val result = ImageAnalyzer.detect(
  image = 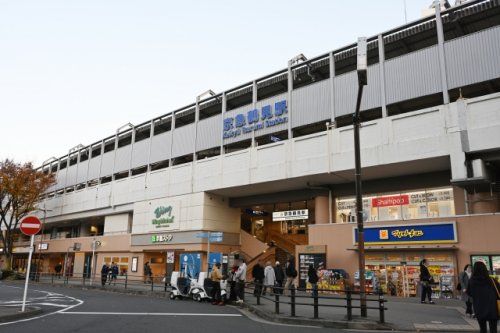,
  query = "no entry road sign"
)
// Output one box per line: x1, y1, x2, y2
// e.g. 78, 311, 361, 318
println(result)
20, 216, 42, 236
19, 215, 43, 312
